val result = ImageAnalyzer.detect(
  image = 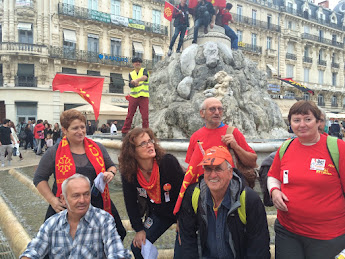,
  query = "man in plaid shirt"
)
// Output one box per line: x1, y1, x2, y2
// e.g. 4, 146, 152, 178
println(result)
20, 174, 130, 259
